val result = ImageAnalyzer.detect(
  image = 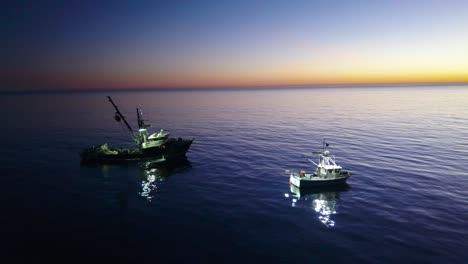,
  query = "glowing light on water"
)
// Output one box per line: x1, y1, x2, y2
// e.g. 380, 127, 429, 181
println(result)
139, 171, 159, 202
313, 198, 337, 227
287, 184, 343, 227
